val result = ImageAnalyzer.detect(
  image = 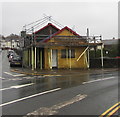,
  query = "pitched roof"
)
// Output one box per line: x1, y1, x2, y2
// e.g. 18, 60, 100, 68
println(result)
34, 23, 60, 34
42, 26, 81, 42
